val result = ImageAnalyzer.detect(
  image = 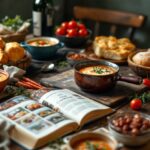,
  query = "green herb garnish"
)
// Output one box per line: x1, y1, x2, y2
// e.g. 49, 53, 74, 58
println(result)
93, 66, 110, 74
56, 61, 69, 68
86, 141, 99, 150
